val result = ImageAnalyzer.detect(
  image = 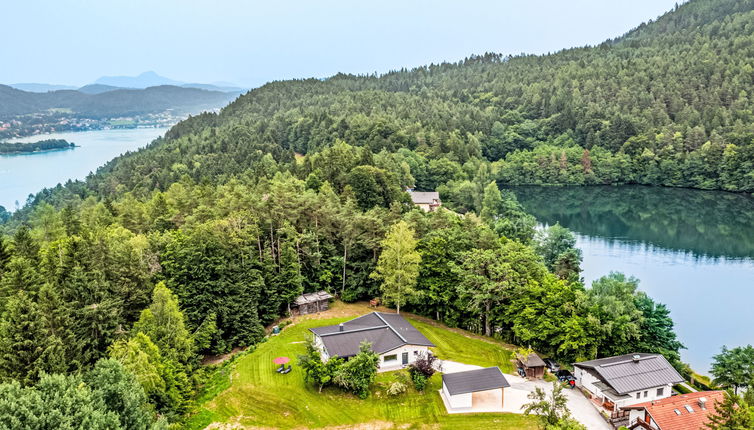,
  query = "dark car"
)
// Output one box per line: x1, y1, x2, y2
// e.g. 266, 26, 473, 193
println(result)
555, 369, 574, 382
517, 367, 526, 378
543, 358, 560, 373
